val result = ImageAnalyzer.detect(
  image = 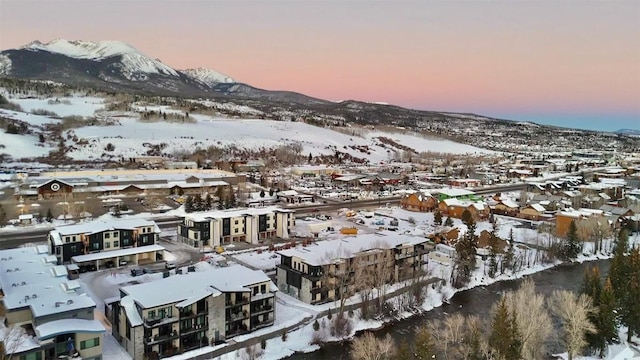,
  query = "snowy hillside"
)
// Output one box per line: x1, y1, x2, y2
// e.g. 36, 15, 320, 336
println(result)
182, 67, 235, 86
23, 39, 179, 79
0, 92, 493, 163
